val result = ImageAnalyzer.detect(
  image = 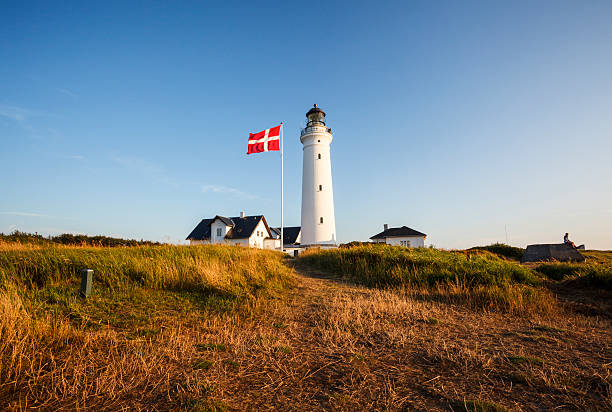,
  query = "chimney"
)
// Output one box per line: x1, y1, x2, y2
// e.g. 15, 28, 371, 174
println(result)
240, 211, 246, 218
384, 224, 388, 231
